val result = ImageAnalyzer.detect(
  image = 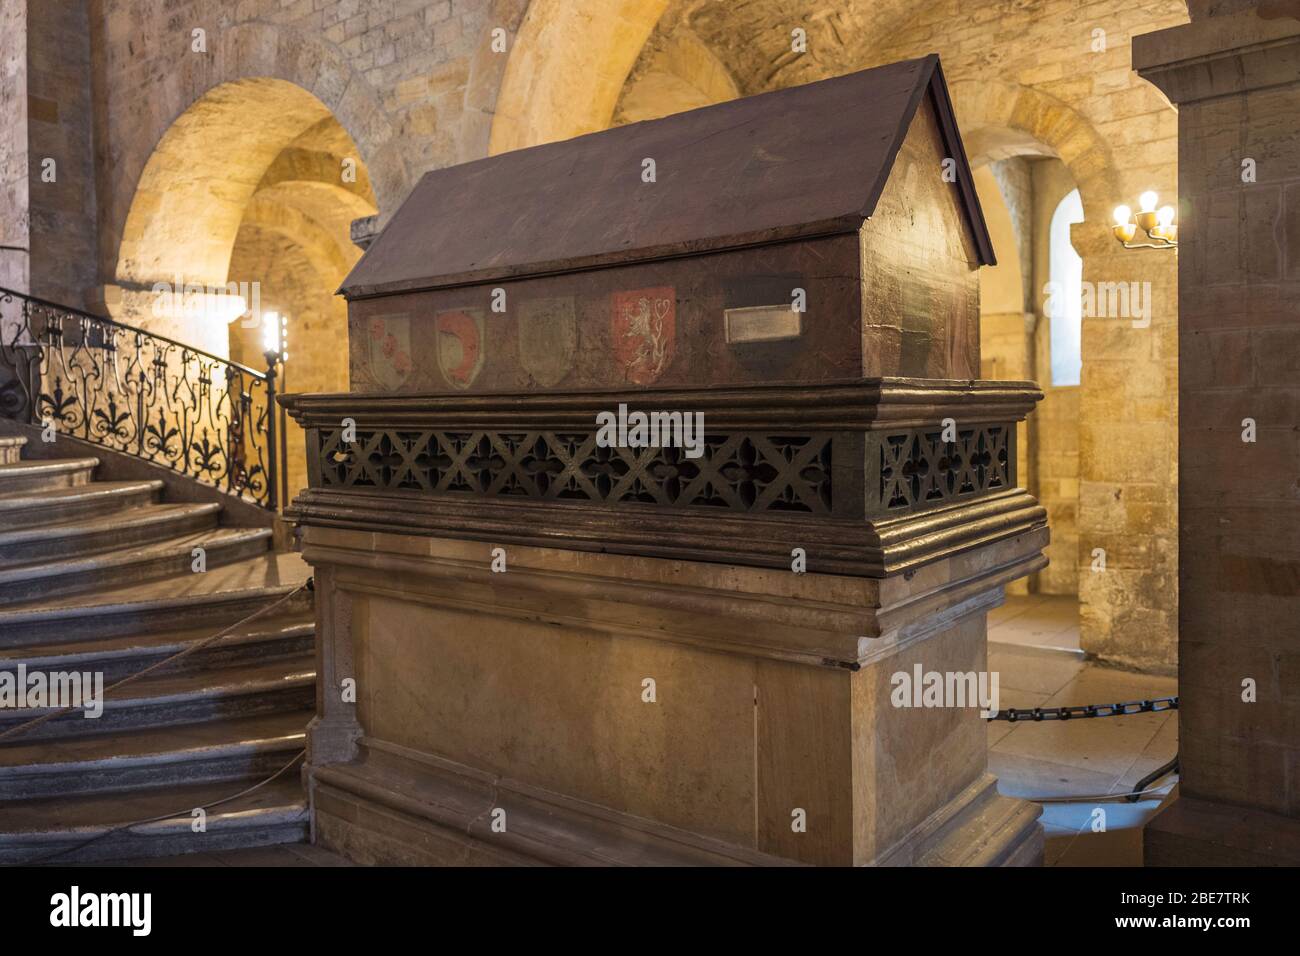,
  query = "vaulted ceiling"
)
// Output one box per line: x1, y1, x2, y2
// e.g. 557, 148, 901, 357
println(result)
614, 0, 933, 124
